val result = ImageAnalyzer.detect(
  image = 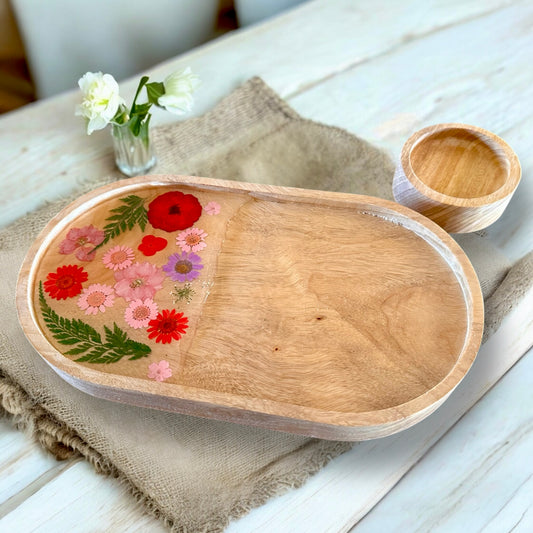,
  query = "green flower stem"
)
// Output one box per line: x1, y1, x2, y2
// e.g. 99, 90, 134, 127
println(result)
112, 106, 129, 125
109, 75, 166, 138
131, 75, 149, 115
